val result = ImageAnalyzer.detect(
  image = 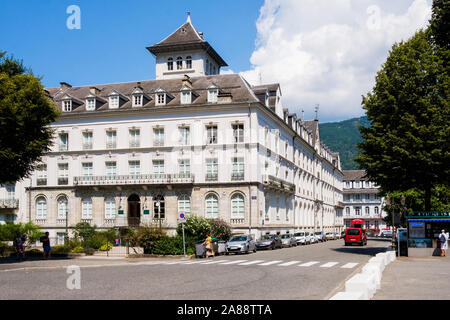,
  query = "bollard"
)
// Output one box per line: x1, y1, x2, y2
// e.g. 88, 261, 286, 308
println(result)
330, 291, 368, 300
345, 273, 377, 300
